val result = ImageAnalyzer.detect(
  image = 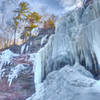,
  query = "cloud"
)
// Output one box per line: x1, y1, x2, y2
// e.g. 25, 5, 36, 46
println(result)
21, 0, 64, 15
25, 0, 83, 15
57, 0, 83, 12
